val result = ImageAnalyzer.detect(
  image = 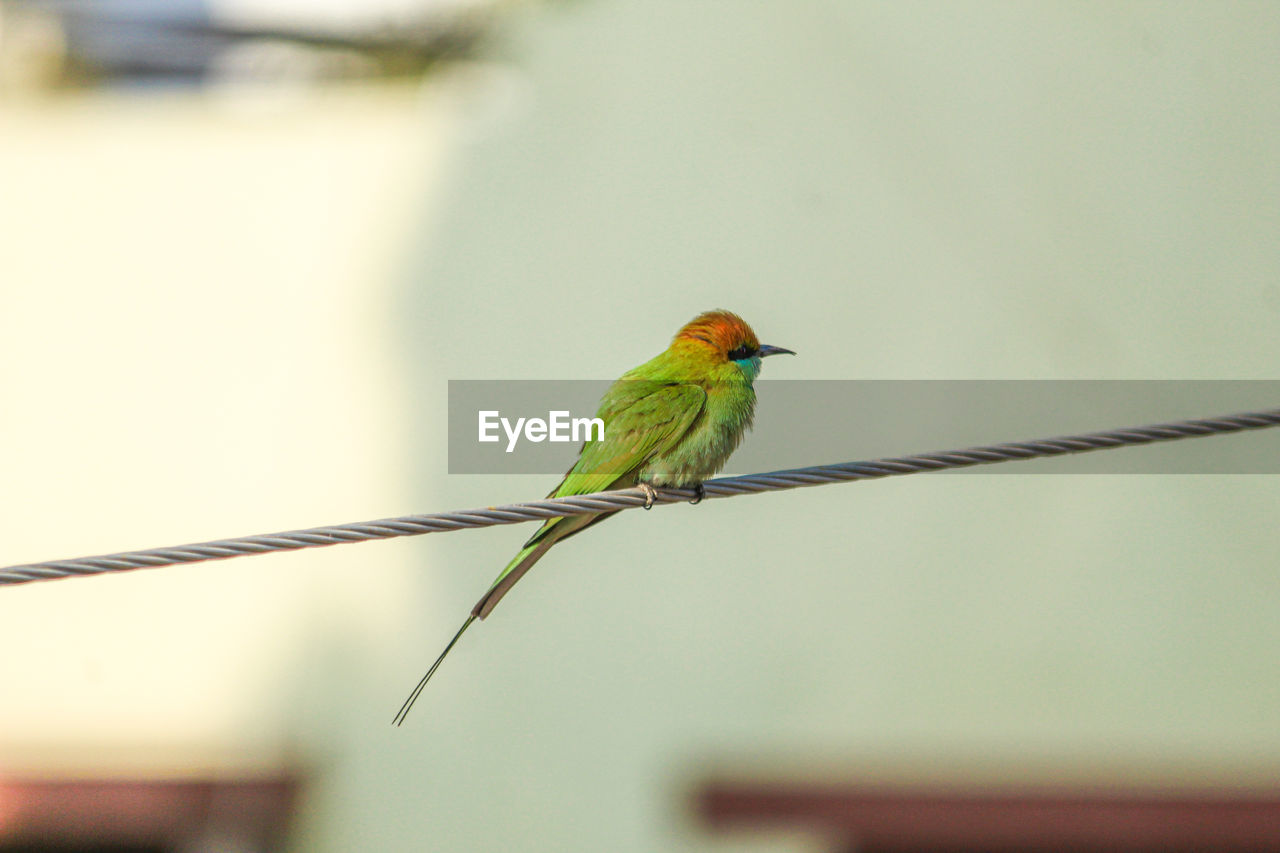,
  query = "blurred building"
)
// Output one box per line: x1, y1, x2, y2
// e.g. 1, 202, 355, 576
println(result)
0, 0, 488, 90
0, 1, 493, 850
